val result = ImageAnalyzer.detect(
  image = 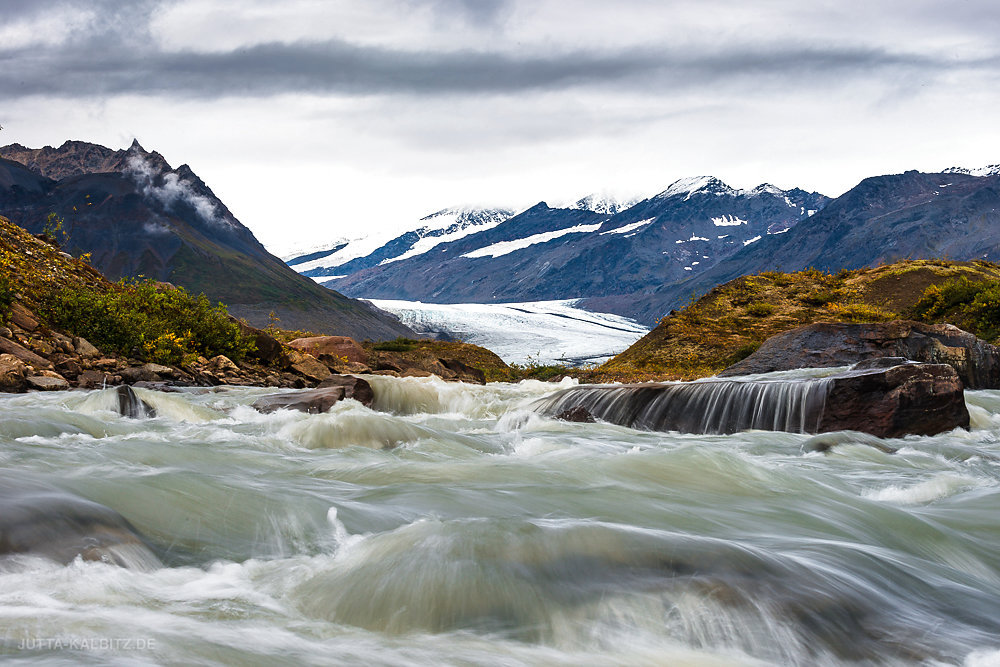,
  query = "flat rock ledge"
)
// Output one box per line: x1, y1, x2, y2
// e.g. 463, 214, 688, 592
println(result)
533, 363, 968, 438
